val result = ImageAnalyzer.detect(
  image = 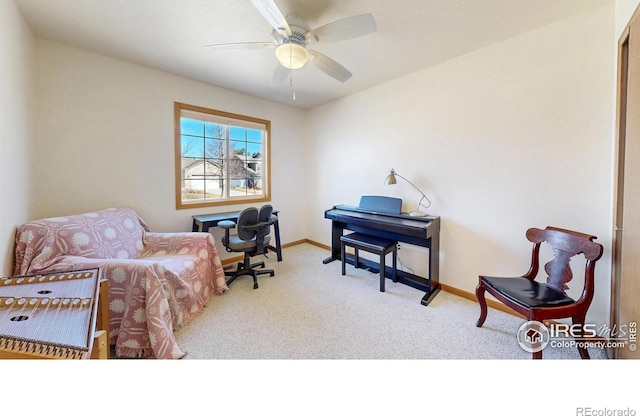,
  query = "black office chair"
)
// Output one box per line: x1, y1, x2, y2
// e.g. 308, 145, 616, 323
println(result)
219, 205, 276, 289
